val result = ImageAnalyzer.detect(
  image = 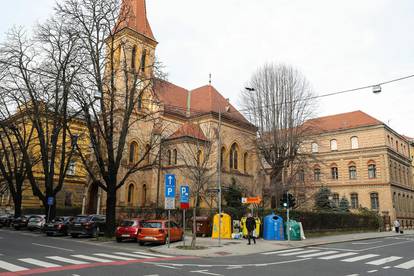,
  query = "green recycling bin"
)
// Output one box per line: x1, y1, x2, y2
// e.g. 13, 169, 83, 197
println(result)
285, 220, 301, 241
